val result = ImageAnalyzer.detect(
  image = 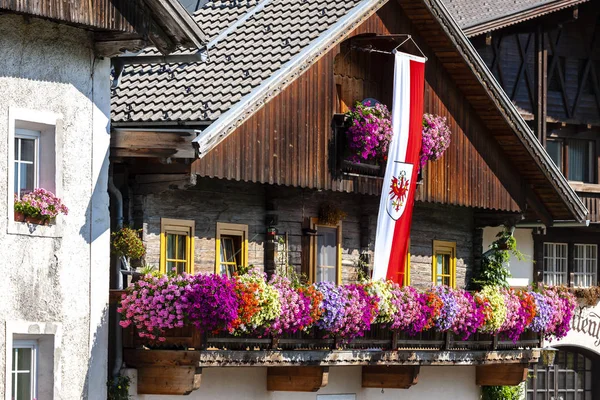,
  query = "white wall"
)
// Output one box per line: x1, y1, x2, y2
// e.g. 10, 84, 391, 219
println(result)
482, 227, 534, 287
0, 14, 111, 400
134, 366, 480, 400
